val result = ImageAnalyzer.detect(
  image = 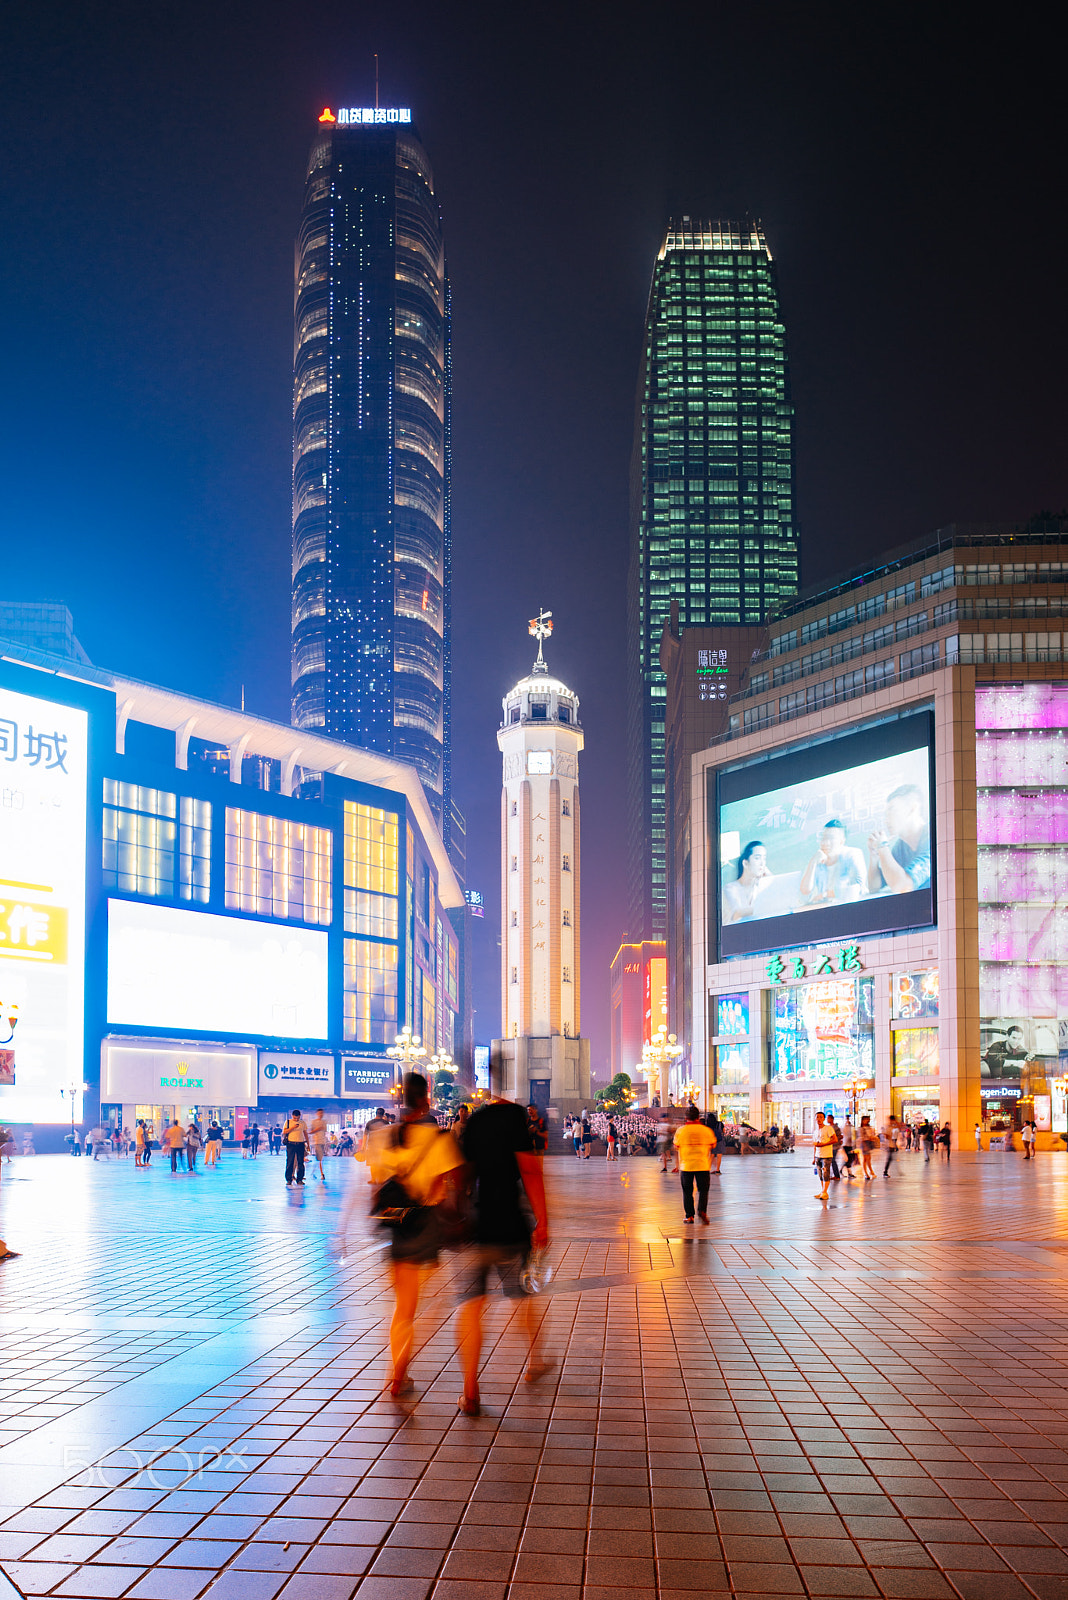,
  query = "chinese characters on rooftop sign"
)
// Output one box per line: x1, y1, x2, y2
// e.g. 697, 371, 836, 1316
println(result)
697, 648, 729, 701
318, 107, 411, 125
0, 682, 87, 1123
